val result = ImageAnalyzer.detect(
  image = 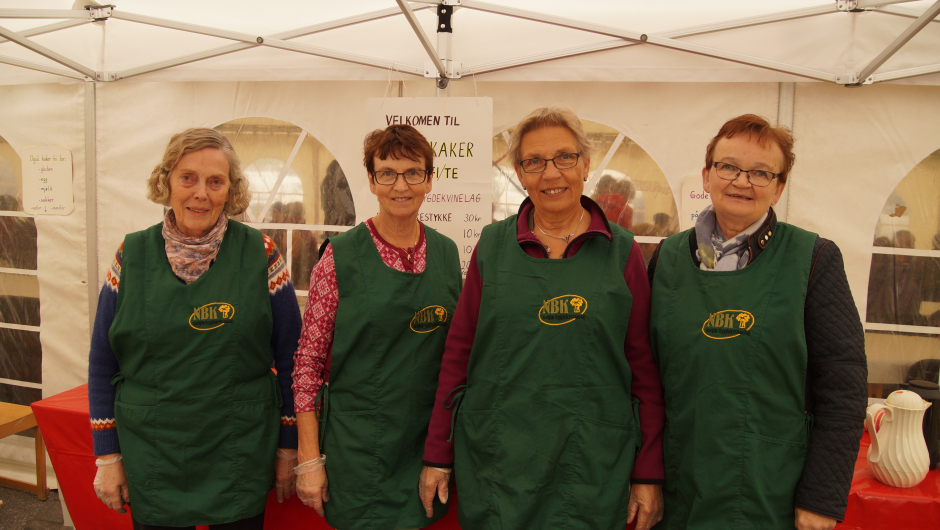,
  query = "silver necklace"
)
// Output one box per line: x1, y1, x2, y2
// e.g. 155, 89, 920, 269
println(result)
534, 208, 585, 251
376, 218, 419, 262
